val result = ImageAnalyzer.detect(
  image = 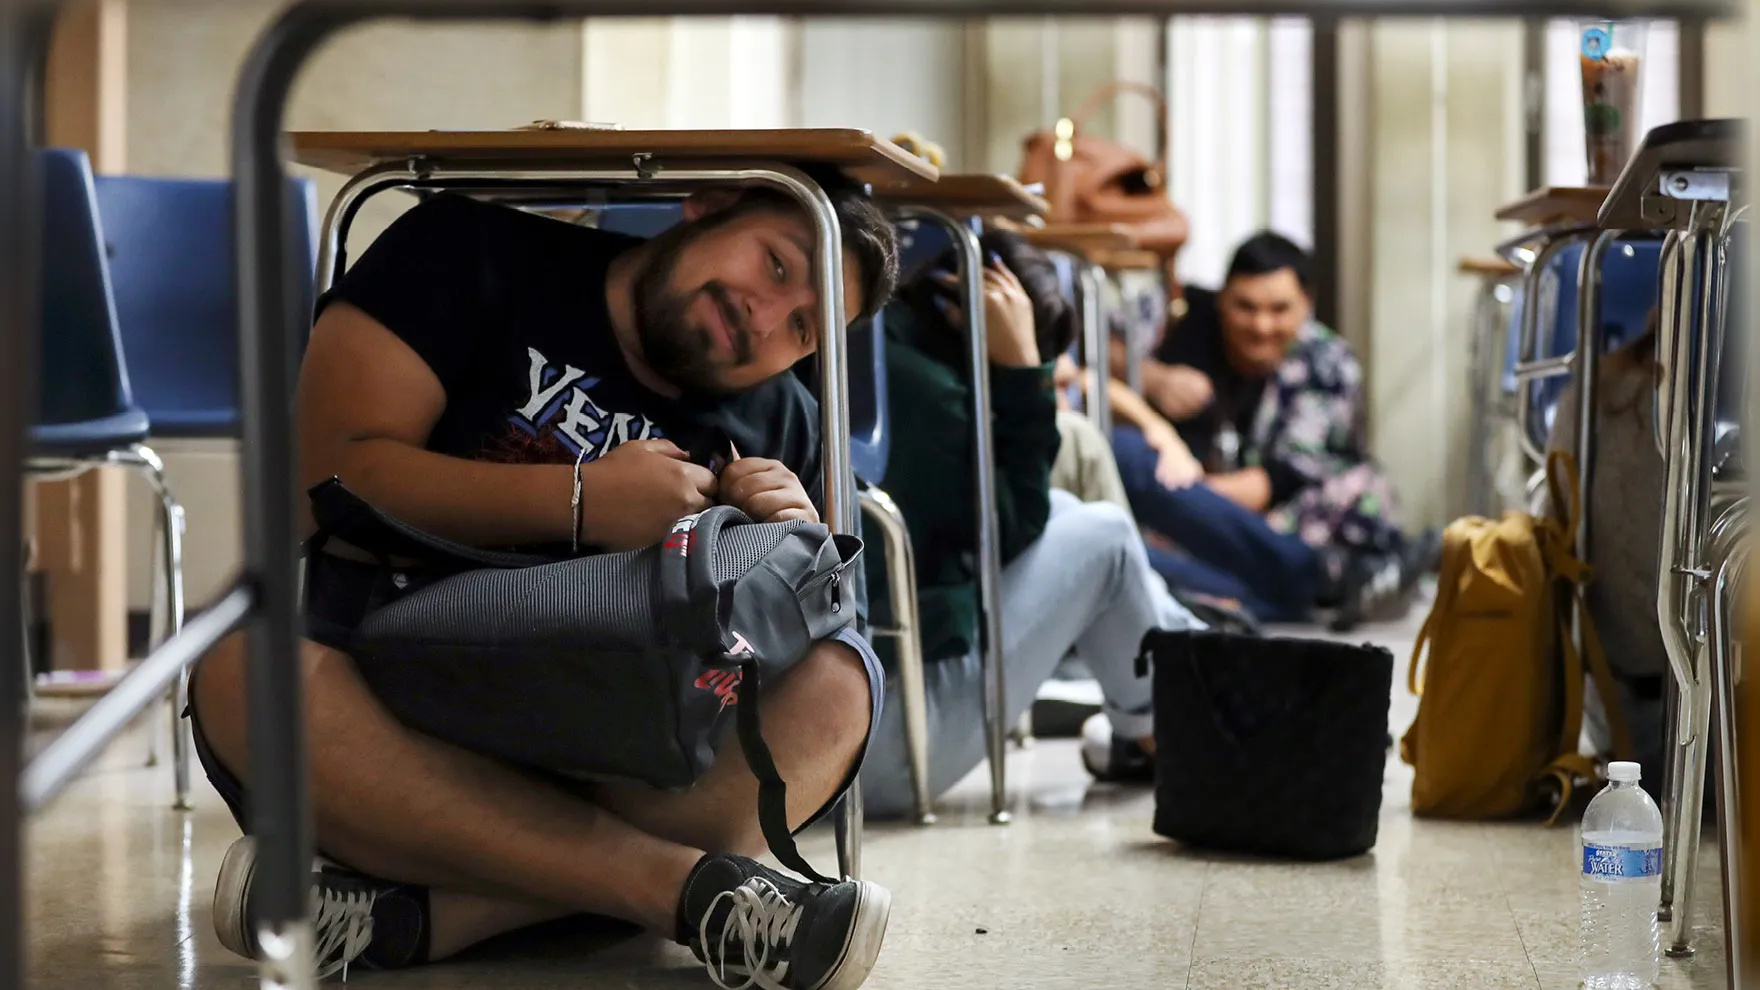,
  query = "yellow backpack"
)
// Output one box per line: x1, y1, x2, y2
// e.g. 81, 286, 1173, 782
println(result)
1400, 452, 1630, 822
